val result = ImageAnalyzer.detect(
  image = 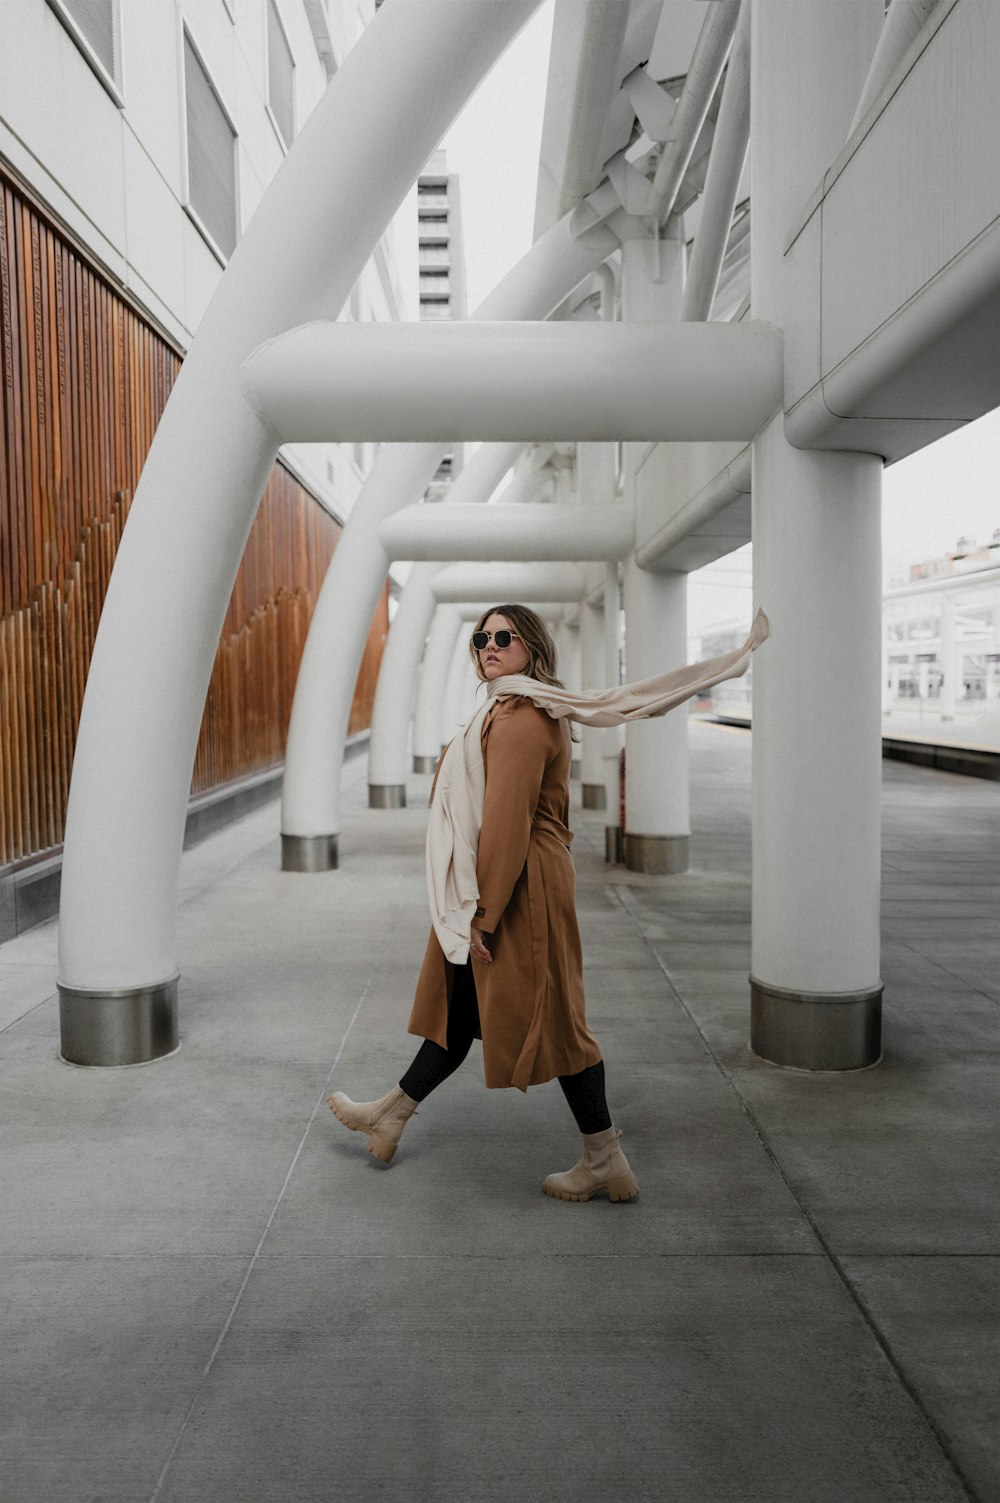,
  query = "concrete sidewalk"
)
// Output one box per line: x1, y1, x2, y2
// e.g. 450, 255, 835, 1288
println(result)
0, 723, 996, 1503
